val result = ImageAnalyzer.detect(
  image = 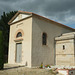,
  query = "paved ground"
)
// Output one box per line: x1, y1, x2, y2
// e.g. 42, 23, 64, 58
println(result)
0, 64, 57, 75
